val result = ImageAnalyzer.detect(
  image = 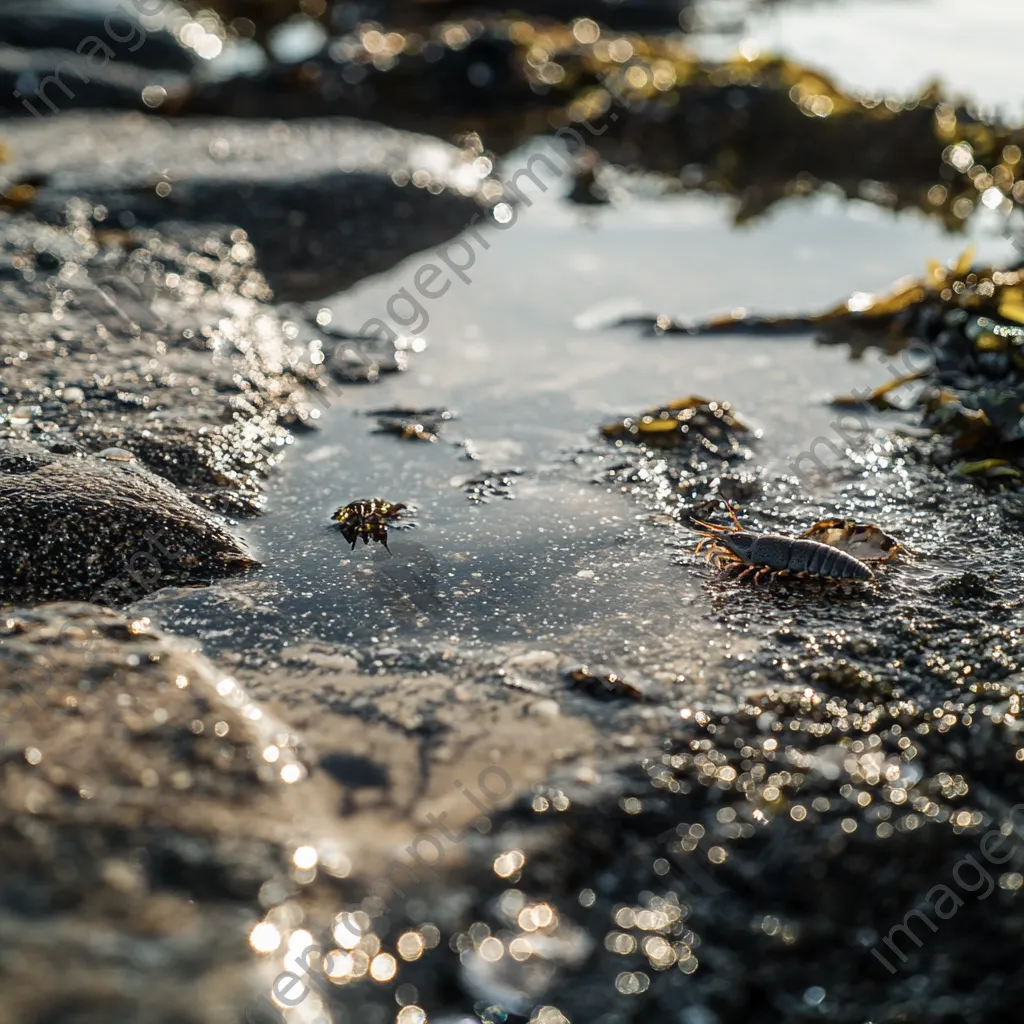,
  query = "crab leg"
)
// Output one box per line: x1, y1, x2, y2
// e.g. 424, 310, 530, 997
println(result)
722, 501, 744, 531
